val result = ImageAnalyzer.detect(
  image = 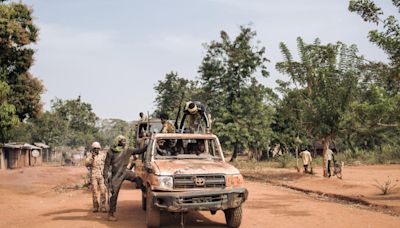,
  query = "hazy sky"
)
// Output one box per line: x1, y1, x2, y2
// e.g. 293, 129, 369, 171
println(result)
21, 0, 397, 121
